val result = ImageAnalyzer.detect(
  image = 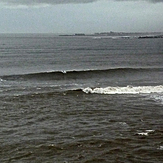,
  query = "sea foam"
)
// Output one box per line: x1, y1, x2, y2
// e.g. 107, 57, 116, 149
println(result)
83, 85, 163, 94
150, 94, 163, 104
137, 130, 155, 136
